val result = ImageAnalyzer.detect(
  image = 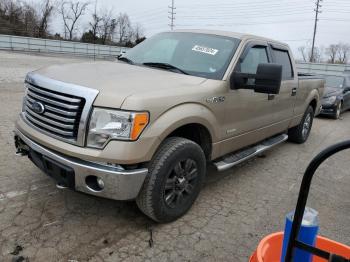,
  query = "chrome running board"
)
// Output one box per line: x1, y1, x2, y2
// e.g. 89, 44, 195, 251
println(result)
56, 183, 68, 189
214, 134, 288, 172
